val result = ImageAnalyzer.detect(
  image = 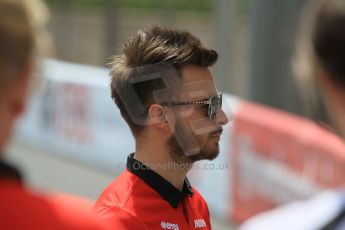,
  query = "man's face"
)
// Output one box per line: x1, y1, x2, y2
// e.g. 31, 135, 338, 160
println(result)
166, 65, 229, 163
